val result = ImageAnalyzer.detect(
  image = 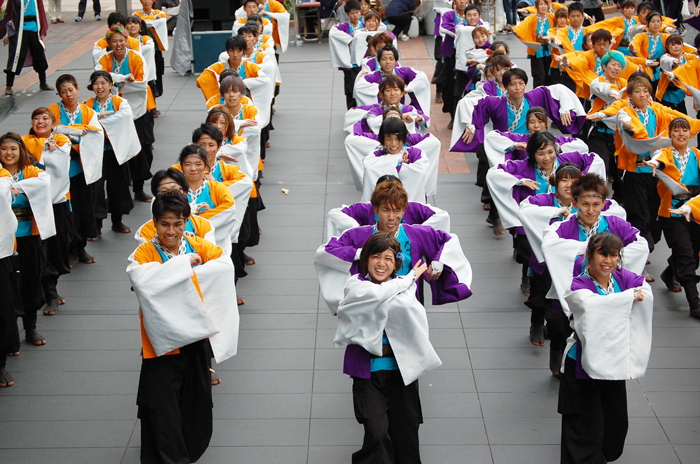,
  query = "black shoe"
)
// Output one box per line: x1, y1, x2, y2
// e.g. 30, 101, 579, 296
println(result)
660, 267, 682, 292
4, 86, 13, 96
134, 191, 153, 203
